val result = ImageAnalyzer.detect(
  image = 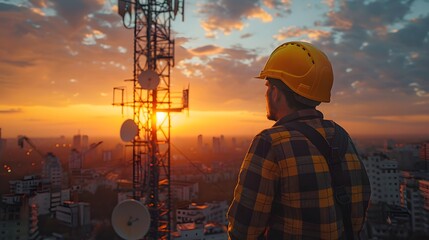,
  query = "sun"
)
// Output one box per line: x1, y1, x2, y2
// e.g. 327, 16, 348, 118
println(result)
156, 112, 168, 125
